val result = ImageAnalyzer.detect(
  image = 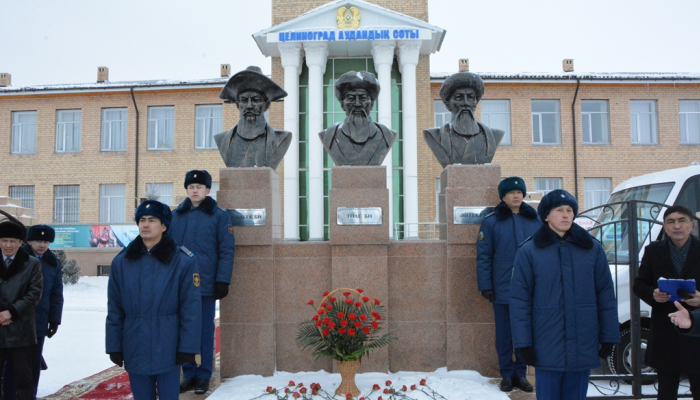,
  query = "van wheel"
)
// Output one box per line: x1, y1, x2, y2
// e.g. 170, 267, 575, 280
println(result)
608, 328, 655, 384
